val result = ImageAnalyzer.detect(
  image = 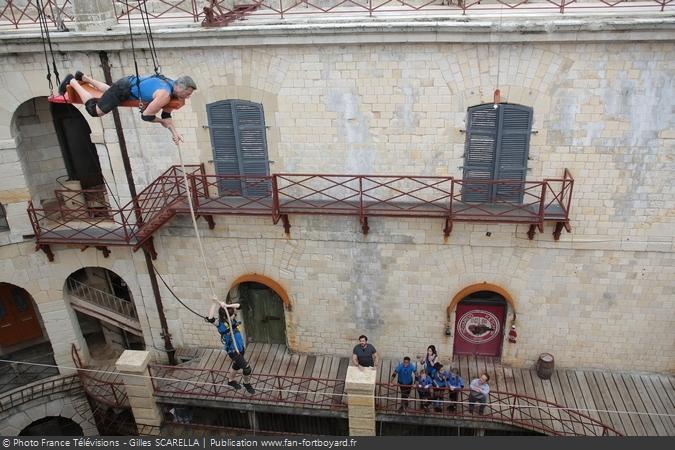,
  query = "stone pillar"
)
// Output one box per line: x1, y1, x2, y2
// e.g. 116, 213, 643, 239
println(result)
115, 350, 163, 434
72, 0, 116, 32
345, 366, 376, 436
